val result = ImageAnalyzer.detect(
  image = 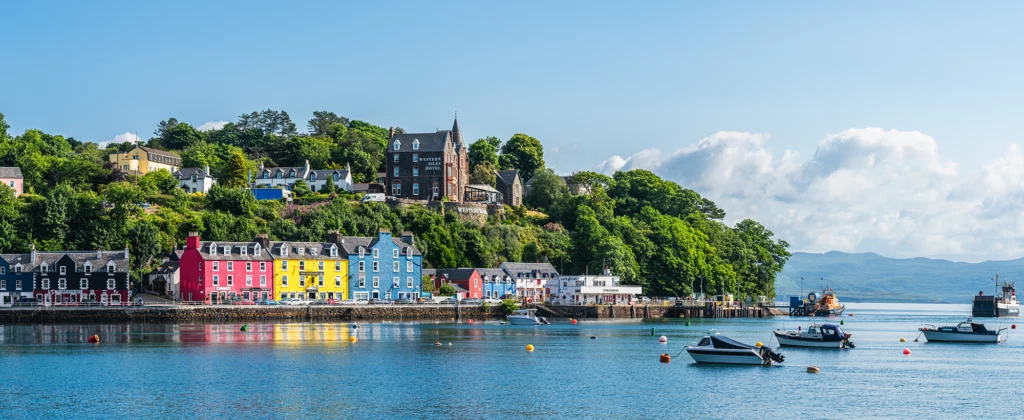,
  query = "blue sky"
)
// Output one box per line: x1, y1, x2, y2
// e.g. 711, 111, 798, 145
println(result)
3, 1, 1024, 259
